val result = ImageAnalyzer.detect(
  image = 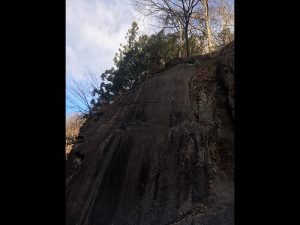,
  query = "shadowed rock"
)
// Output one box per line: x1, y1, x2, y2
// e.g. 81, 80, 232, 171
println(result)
66, 42, 234, 225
